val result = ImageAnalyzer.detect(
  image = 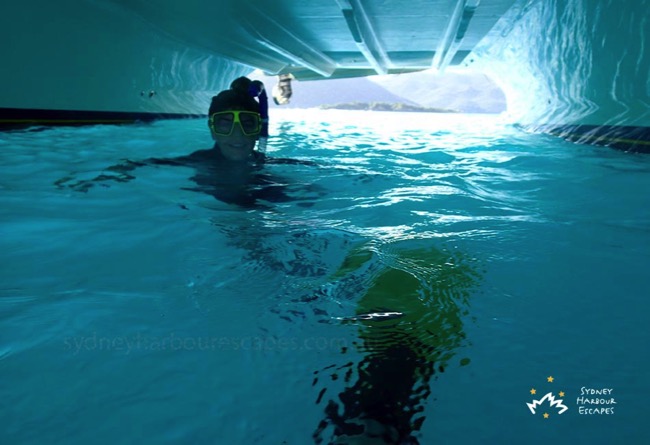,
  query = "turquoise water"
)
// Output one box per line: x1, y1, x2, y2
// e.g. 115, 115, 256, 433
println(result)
2, 110, 650, 444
